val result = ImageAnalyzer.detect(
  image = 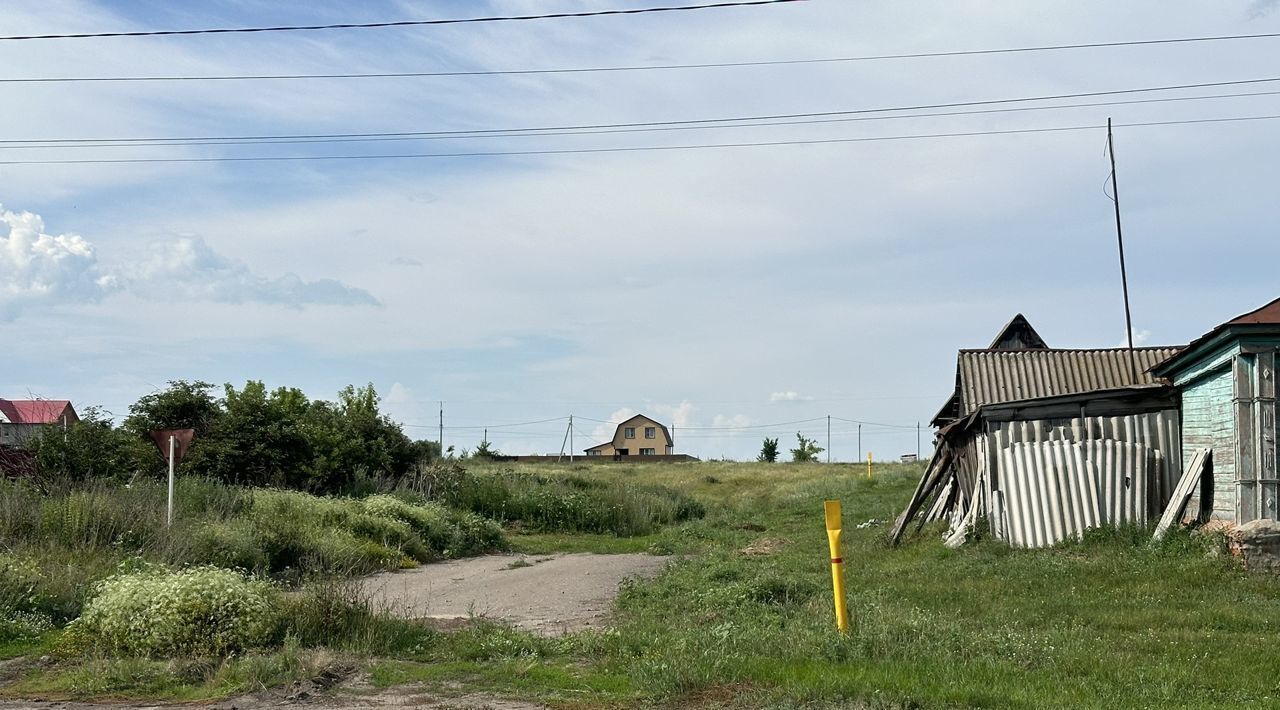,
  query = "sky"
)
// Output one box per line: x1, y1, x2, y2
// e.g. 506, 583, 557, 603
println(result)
2, 0, 1279, 460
